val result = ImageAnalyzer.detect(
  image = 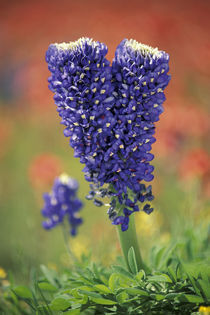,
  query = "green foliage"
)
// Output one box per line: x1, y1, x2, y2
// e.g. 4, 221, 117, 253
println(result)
0, 228, 209, 314
127, 247, 138, 275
